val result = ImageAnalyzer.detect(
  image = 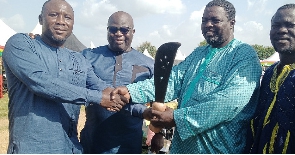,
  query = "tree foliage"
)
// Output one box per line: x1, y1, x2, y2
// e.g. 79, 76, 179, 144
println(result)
196, 40, 275, 60
198, 40, 208, 47
251, 44, 275, 60
136, 41, 157, 58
